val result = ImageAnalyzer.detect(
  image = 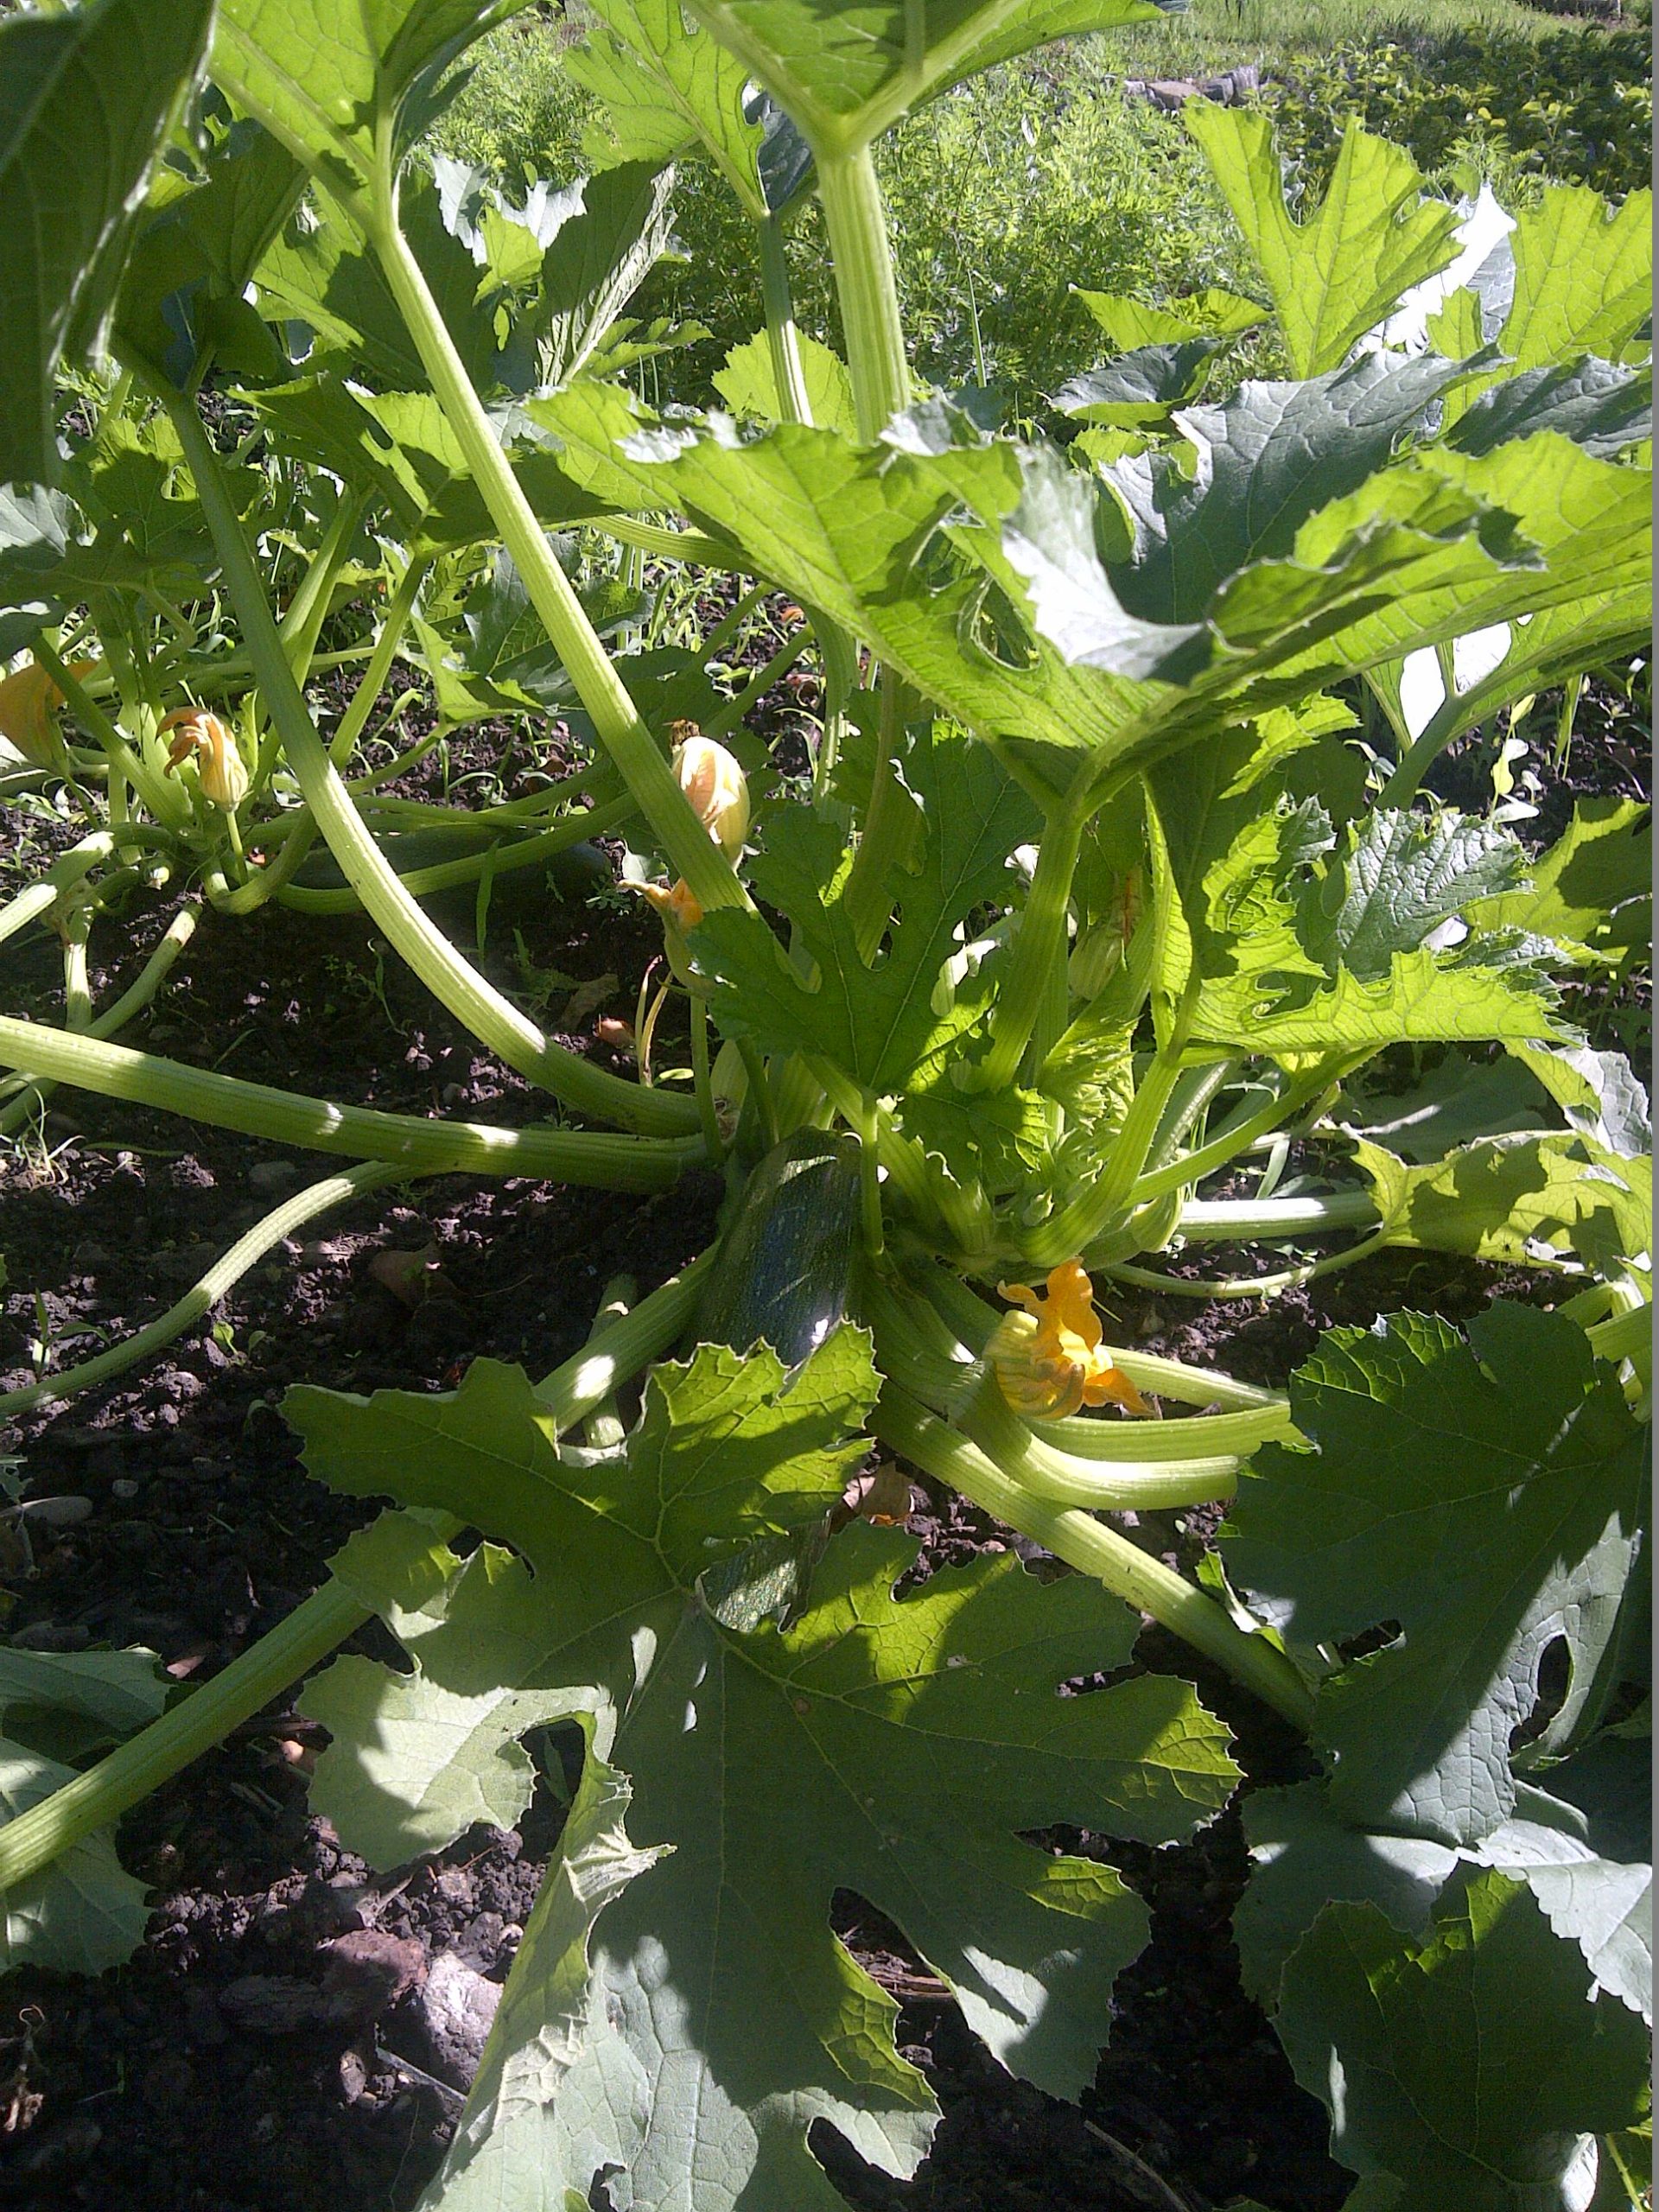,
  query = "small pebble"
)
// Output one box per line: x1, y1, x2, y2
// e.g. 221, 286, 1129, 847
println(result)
111, 1478, 141, 1500
413, 1950, 502, 2087
16, 1494, 94, 1527
248, 1160, 304, 1196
